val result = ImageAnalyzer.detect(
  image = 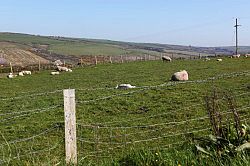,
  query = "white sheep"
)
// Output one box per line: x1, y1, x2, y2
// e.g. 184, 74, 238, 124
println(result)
171, 70, 189, 81
116, 84, 136, 89
217, 59, 222, 61
162, 56, 172, 62
245, 54, 249, 58
50, 71, 60, 75
7, 73, 16, 78
231, 54, 240, 58
18, 72, 24, 76
204, 57, 210, 61
22, 70, 31, 75
68, 69, 72, 72
57, 66, 69, 72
